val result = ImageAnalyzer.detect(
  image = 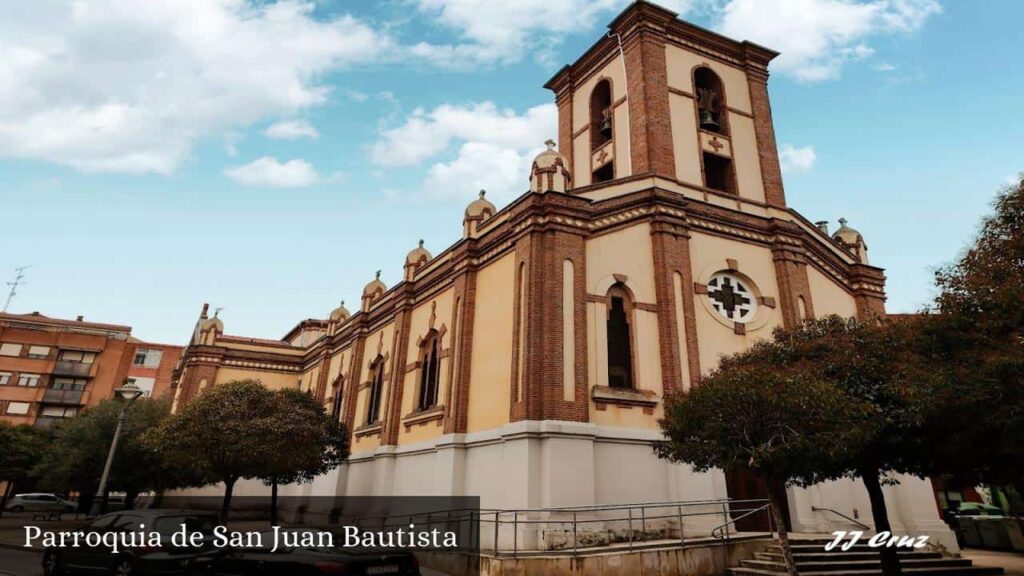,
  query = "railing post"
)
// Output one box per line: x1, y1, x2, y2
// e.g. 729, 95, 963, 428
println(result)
722, 503, 730, 541
628, 507, 634, 551
513, 511, 518, 559
573, 511, 578, 557
494, 511, 499, 554
767, 503, 774, 540
641, 505, 646, 542
677, 505, 685, 545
